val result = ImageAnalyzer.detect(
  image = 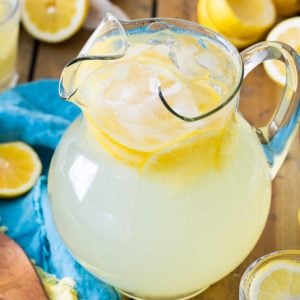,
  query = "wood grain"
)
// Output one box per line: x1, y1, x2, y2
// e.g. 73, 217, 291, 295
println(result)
17, 28, 35, 83
33, 30, 91, 80
113, 0, 153, 19
157, 0, 197, 21
0, 233, 49, 300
